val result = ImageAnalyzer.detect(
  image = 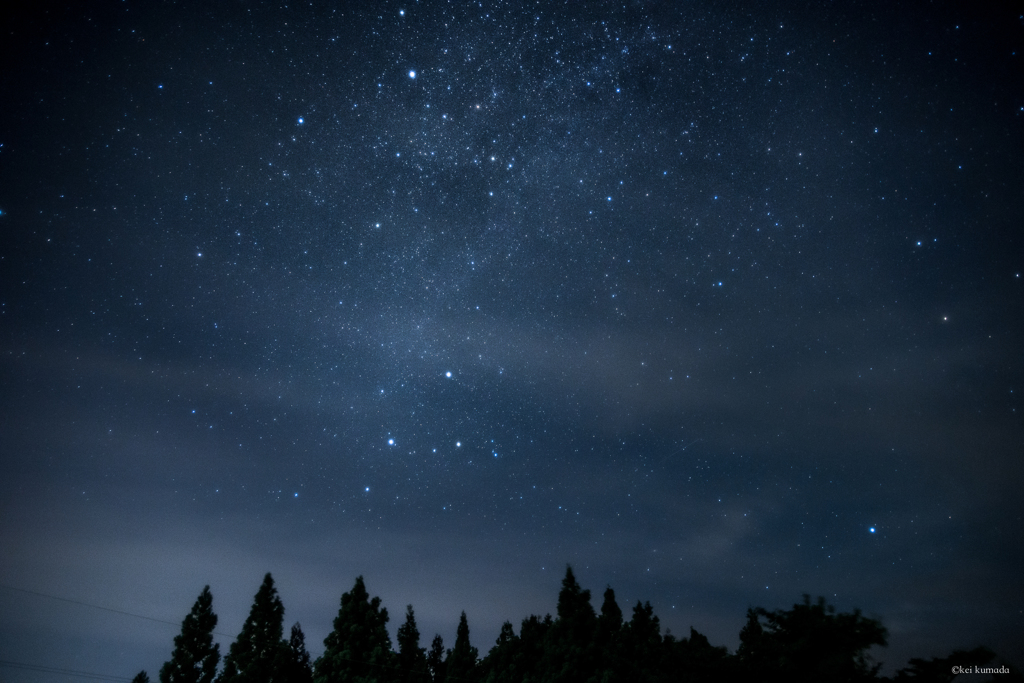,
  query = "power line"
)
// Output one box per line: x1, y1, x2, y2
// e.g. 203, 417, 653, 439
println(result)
0, 583, 479, 682
0, 582, 234, 638
0, 658, 134, 682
